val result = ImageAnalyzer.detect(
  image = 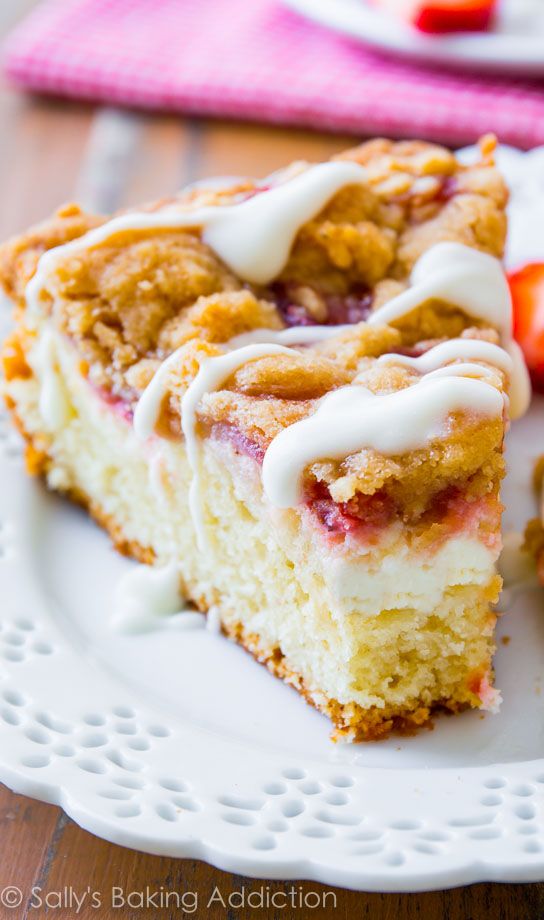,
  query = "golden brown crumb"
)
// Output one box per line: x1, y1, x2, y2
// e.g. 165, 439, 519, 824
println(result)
0, 204, 103, 308
0, 137, 506, 390
158, 290, 283, 351
313, 322, 402, 369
